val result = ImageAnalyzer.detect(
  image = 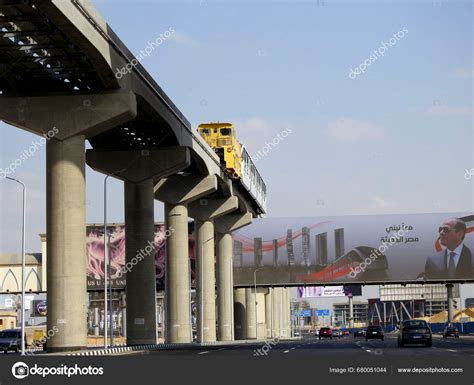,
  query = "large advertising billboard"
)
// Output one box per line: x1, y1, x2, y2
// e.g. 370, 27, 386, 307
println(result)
86, 223, 196, 290
232, 212, 474, 286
